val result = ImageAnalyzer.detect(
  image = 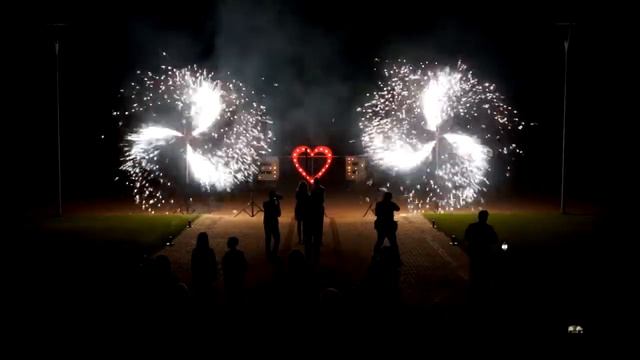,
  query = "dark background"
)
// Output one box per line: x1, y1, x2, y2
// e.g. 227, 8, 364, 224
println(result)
17, 0, 610, 214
